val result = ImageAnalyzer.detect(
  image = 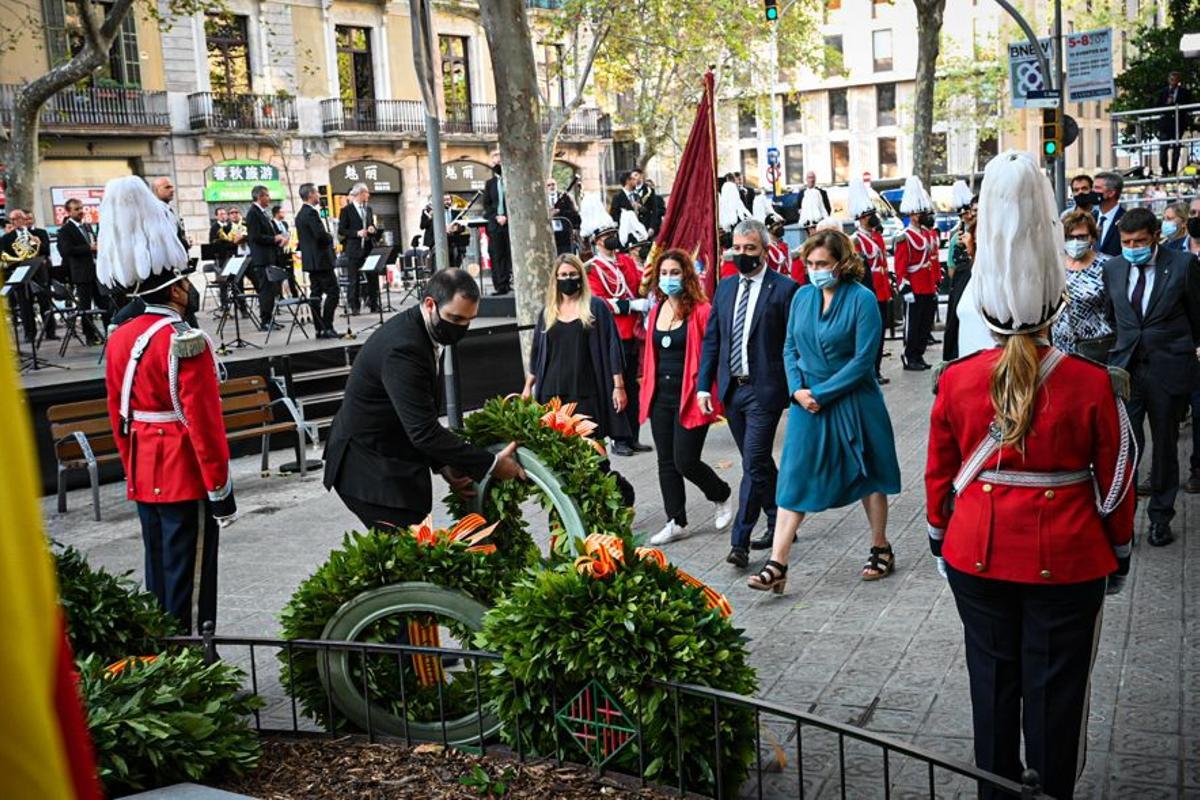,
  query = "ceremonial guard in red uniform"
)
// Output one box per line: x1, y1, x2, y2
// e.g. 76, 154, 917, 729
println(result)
97, 177, 237, 635
849, 177, 894, 385
926, 153, 1135, 800
580, 194, 650, 457
894, 176, 941, 370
